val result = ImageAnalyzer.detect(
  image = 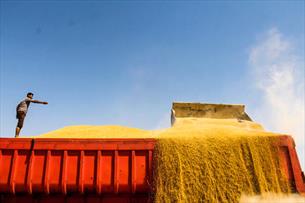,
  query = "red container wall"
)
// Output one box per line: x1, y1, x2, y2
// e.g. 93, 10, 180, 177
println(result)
0, 194, 150, 203
0, 138, 156, 196
277, 136, 305, 194
0, 135, 304, 203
